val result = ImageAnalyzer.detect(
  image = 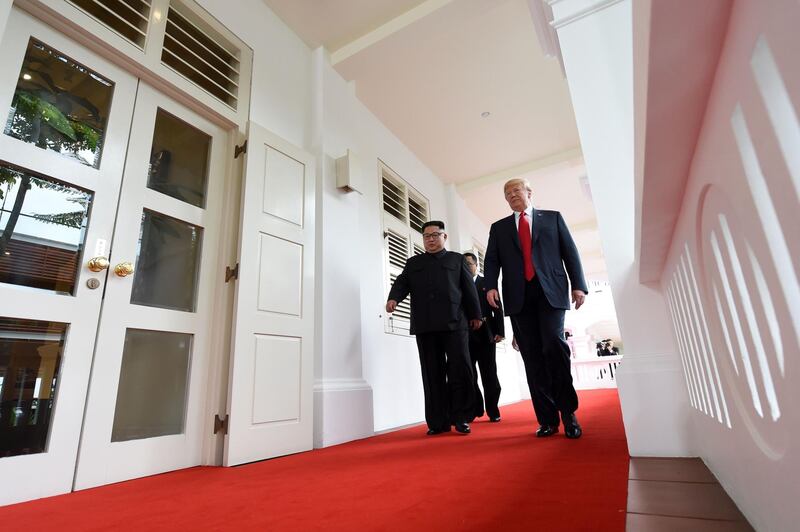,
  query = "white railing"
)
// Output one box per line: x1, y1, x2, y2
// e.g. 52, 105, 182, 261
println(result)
571, 355, 623, 390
